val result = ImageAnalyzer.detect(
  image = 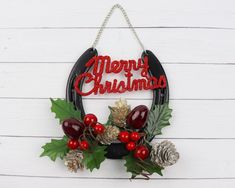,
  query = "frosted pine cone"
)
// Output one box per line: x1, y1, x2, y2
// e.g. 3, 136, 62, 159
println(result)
109, 98, 130, 127
151, 140, 179, 167
96, 125, 120, 145
64, 150, 84, 172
